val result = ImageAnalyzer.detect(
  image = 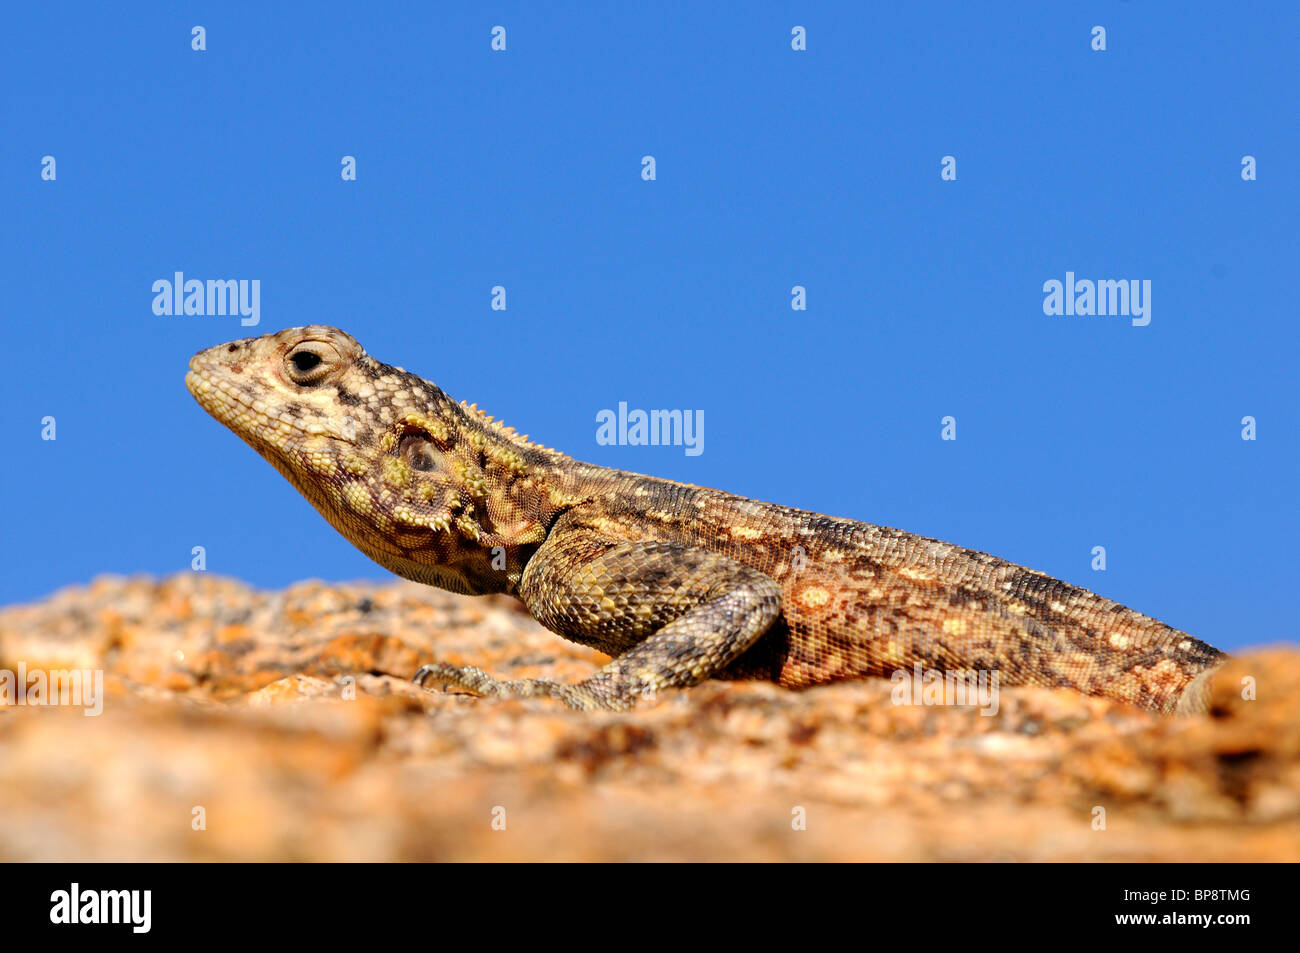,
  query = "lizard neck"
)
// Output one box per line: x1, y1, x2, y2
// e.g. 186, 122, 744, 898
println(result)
386, 396, 594, 596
